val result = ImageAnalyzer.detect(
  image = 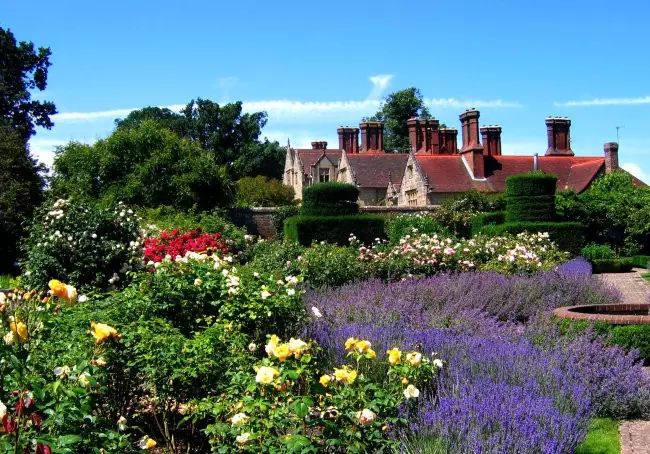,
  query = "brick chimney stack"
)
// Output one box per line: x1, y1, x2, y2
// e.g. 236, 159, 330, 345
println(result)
360, 121, 384, 152
311, 141, 327, 150
337, 127, 359, 153
480, 125, 502, 156
438, 128, 458, 154
407, 117, 440, 154
545, 117, 574, 156
604, 142, 619, 173
459, 109, 485, 179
